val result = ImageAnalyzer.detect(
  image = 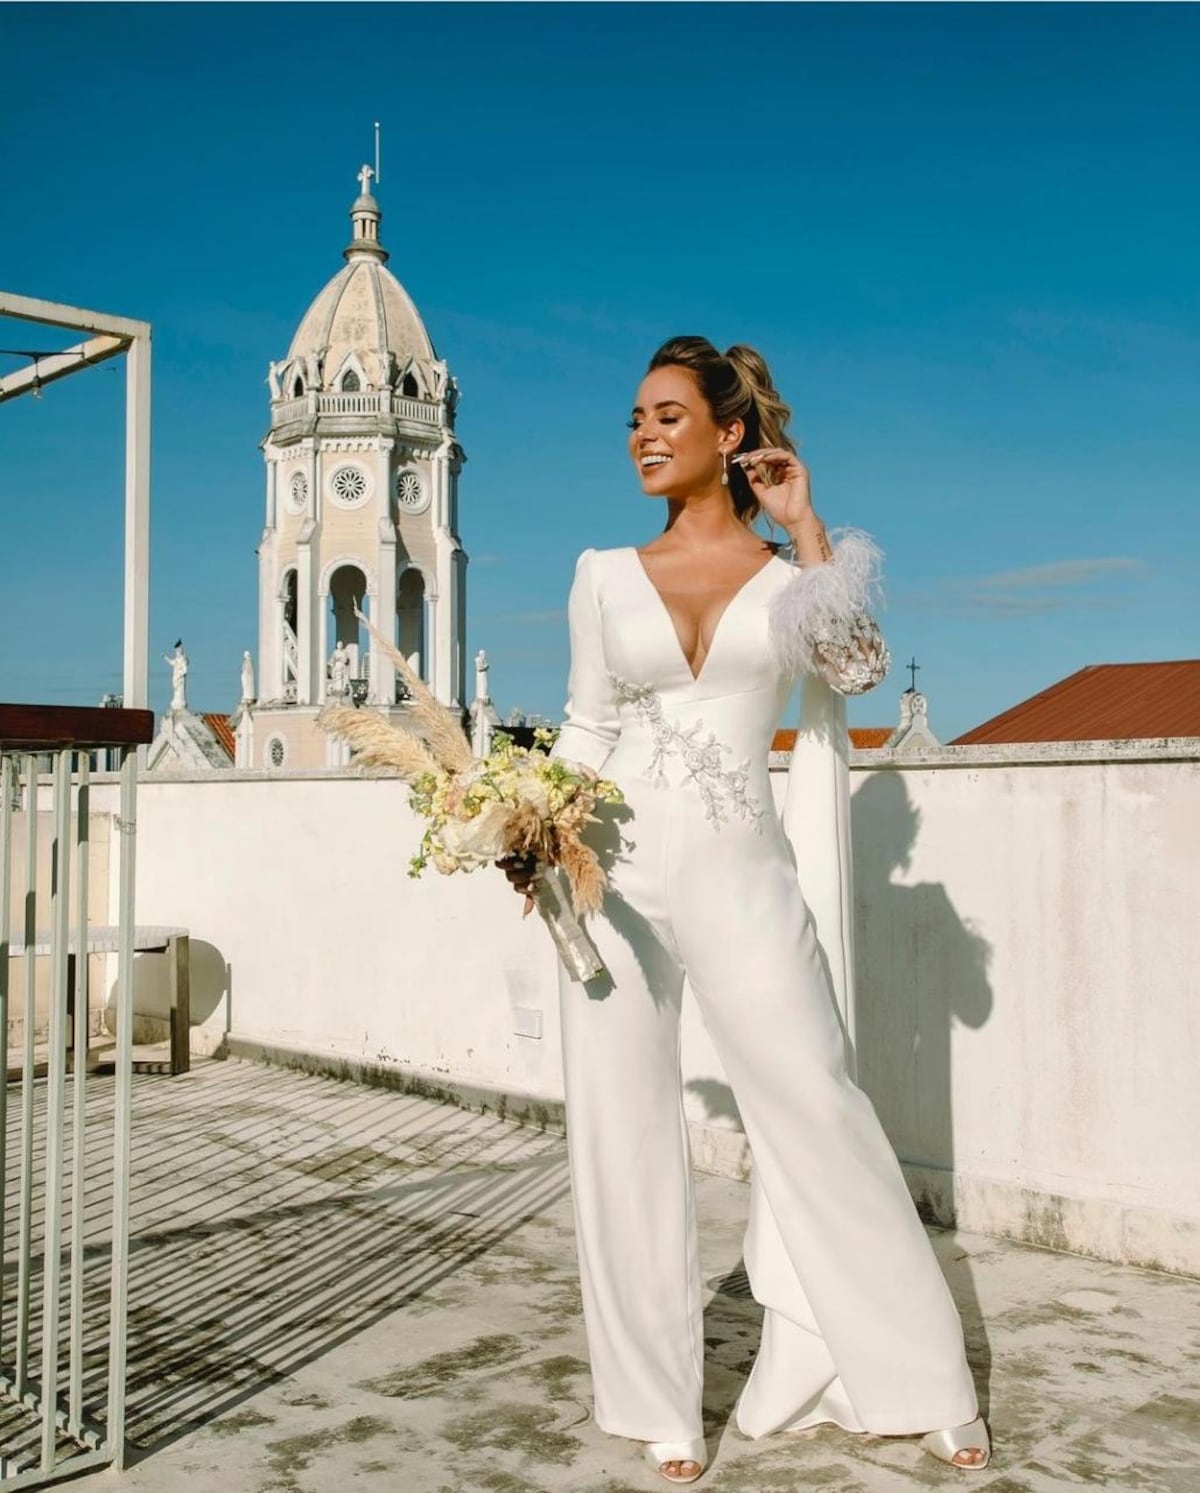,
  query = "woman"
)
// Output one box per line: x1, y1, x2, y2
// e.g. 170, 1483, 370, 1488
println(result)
499, 337, 989, 1484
